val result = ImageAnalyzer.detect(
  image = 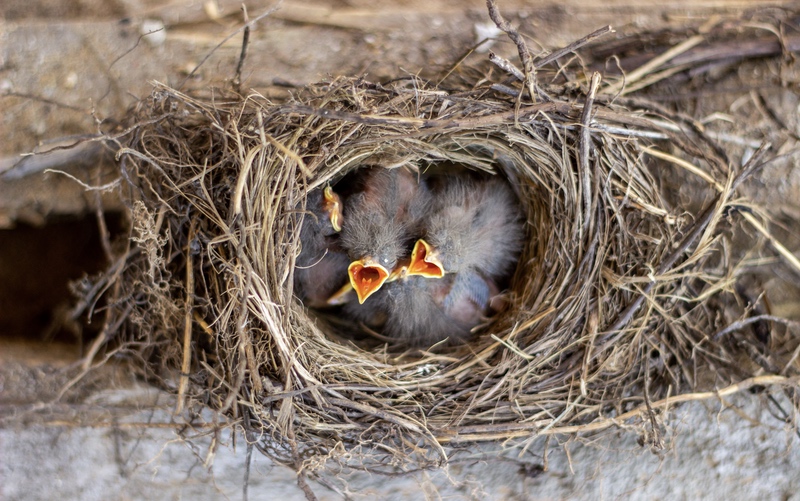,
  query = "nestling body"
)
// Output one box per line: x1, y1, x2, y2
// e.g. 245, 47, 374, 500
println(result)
398, 173, 524, 345
294, 187, 350, 308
